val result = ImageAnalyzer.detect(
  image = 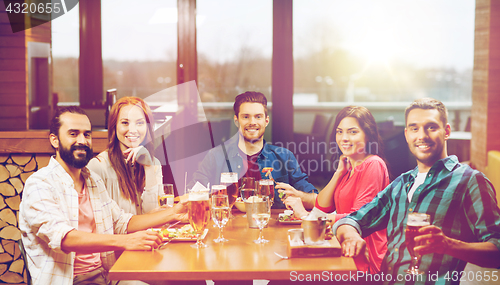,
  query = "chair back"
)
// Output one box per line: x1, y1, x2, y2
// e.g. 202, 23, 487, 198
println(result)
17, 239, 32, 285
486, 150, 500, 207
